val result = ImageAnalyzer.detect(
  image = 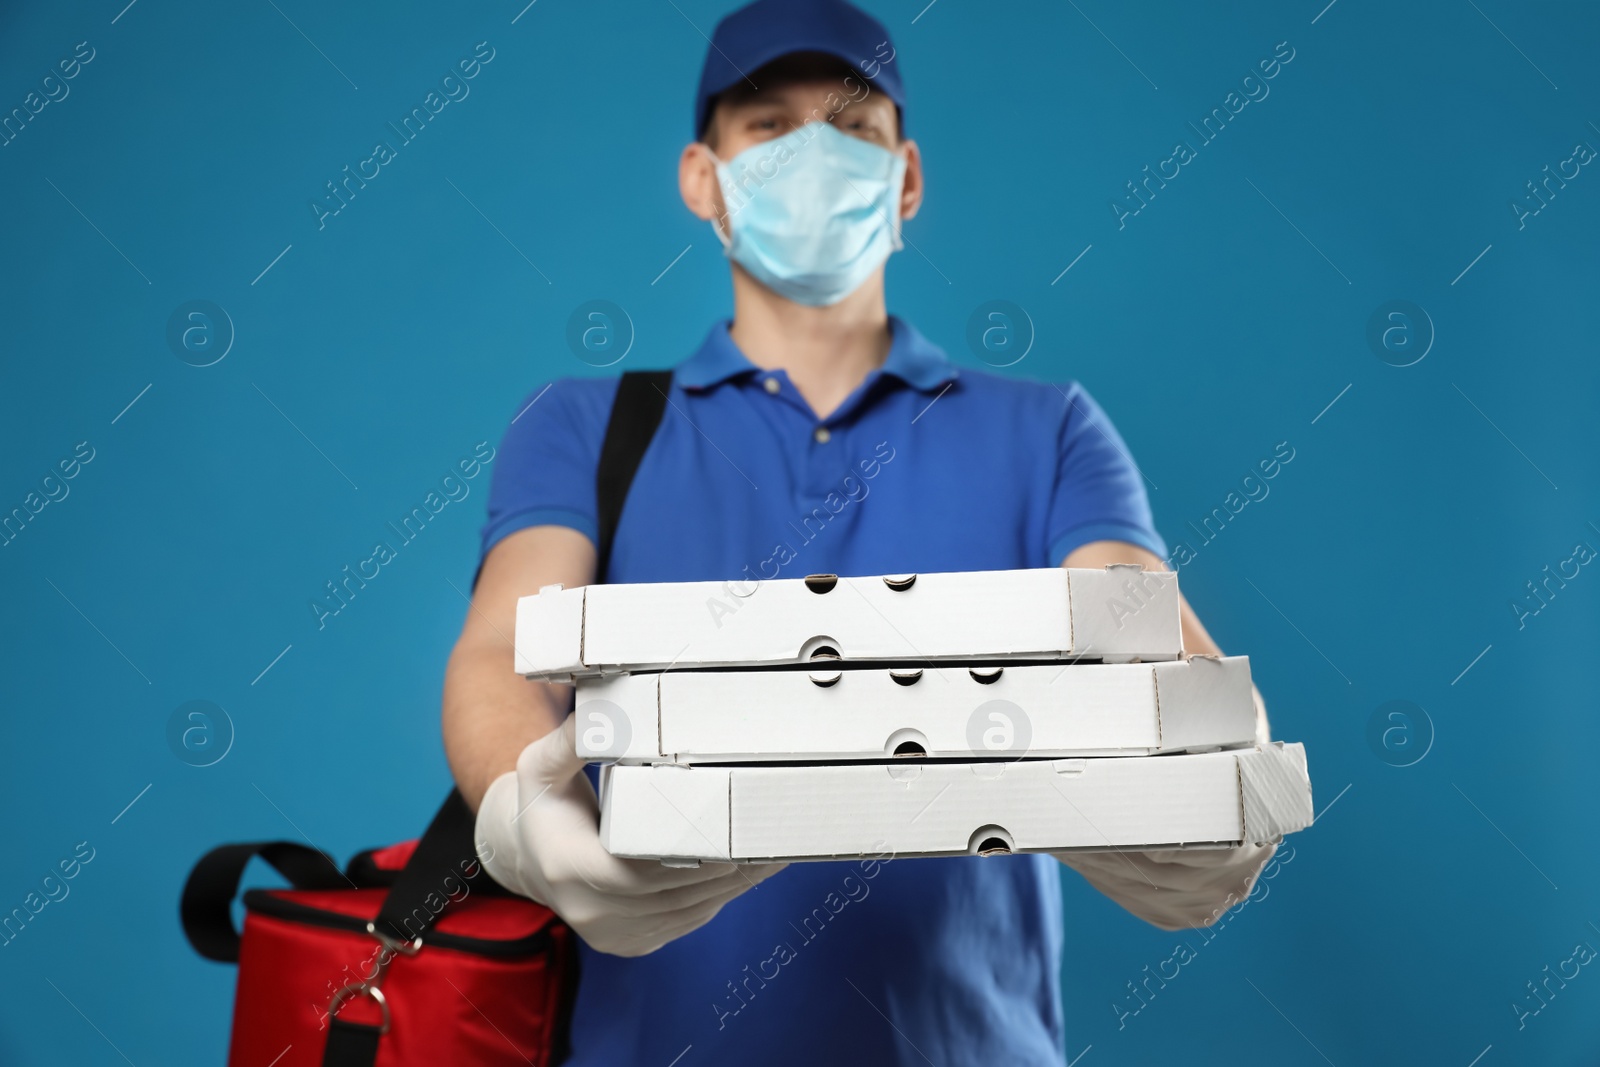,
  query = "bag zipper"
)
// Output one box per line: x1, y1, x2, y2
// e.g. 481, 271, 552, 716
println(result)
243, 889, 558, 959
